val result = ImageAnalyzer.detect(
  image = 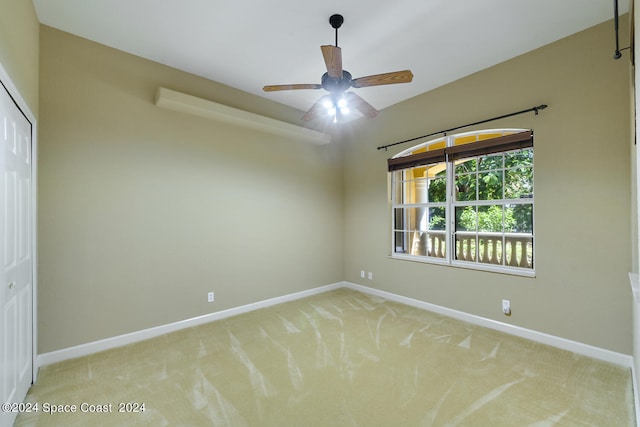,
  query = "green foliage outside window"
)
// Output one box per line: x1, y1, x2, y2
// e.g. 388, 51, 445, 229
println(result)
427, 149, 533, 233
456, 205, 516, 232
